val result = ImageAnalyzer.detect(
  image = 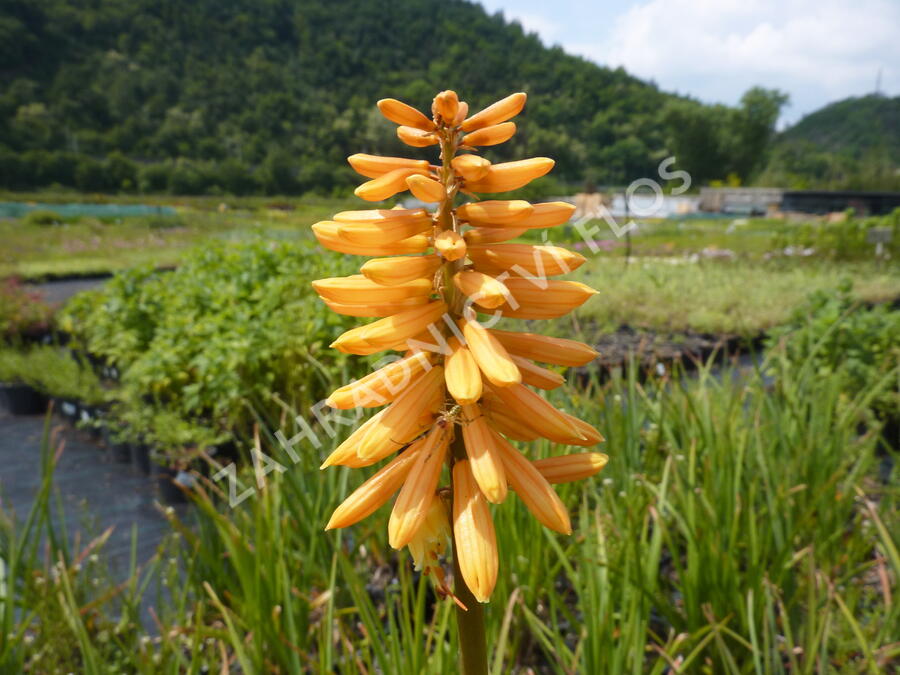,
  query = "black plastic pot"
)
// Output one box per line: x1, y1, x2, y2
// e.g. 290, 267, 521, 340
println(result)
111, 440, 132, 464
0, 383, 49, 415
155, 466, 195, 504
130, 443, 152, 475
